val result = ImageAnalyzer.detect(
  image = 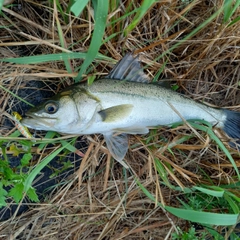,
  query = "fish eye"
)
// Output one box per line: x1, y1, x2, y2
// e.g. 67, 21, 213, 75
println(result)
44, 102, 58, 114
